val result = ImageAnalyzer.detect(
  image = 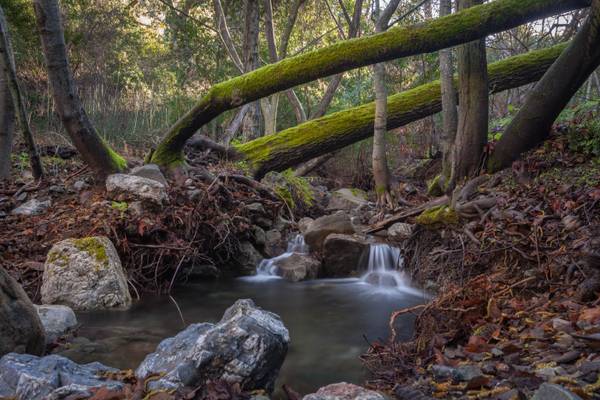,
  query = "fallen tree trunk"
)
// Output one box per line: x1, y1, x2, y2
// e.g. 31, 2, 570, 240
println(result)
150, 0, 591, 167
487, 0, 600, 171
235, 43, 569, 179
